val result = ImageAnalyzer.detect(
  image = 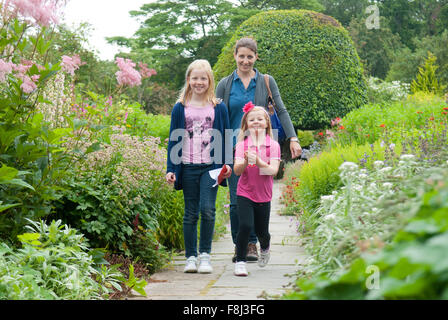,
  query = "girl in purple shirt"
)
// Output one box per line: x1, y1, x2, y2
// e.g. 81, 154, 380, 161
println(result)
233, 102, 281, 276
